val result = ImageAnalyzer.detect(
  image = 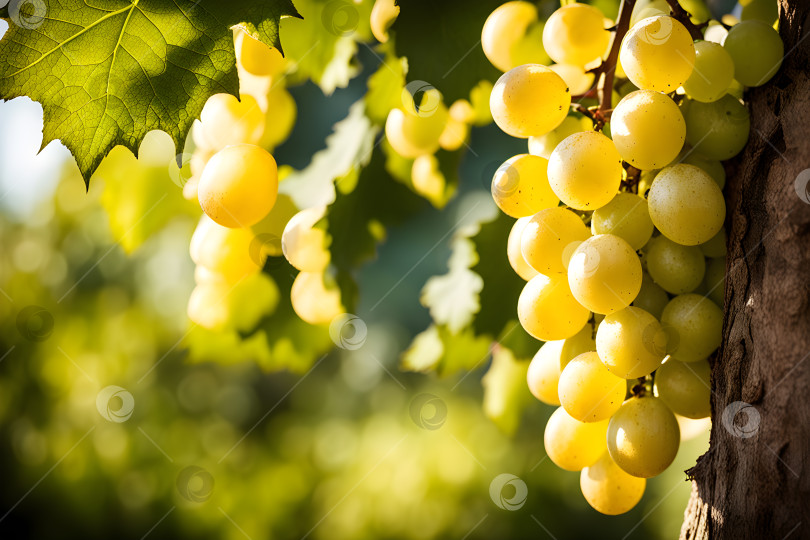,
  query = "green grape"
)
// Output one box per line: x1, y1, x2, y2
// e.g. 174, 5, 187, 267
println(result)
632, 271, 669, 319
528, 341, 564, 405
645, 235, 706, 294
482, 1, 548, 72
521, 207, 590, 275
596, 306, 667, 379
683, 95, 750, 160
543, 4, 611, 67
507, 217, 540, 281
544, 407, 609, 471
630, 0, 668, 27
291, 271, 344, 325
490, 64, 571, 138
548, 132, 623, 210
528, 115, 592, 159
560, 322, 597, 369
282, 206, 330, 272
235, 31, 285, 78
619, 16, 695, 92
741, 0, 778, 24
704, 256, 726, 307
198, 144, 279, 228
259, 87, 297, 150
491, 154, 559, 218
199, 93, 266, 151
580, 452, 646, 515
699, 227, 727, 257
661, 293, 723, 362
683, 41, 735, 103
724, 20, 783, 87
591, 193, 654, 251
607, 396, 680, 477
610, 90, 685, 170
518, 273, 590, 341
190, 215, 263, 281
250, 193, 299, 258
648, 164, 725, 246
385, 93, 449, 158
680, 151, 726, 190
370, 0, 399, 43
568, 234, 642, 315
655, 358, 711, 419
558, 351, 627, 422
